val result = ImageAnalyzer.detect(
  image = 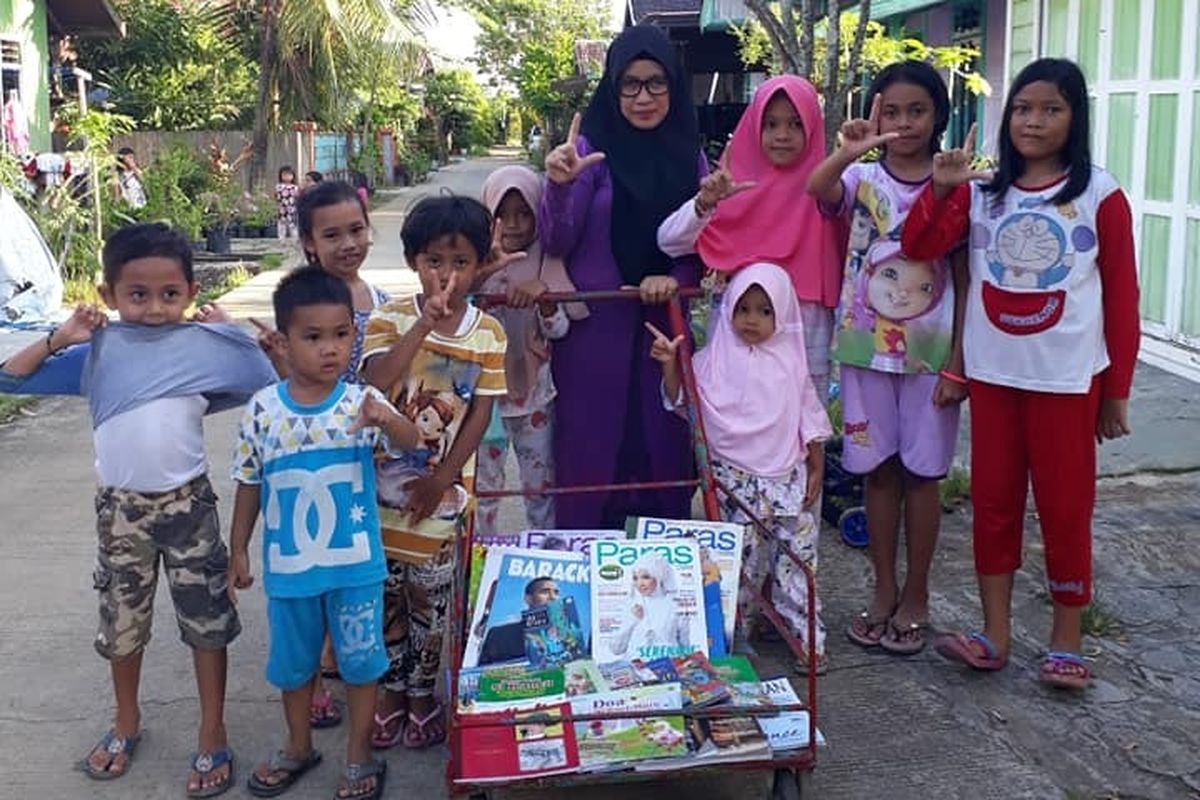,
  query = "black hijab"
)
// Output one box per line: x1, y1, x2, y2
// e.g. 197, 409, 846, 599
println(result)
581, 25, 700, 285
